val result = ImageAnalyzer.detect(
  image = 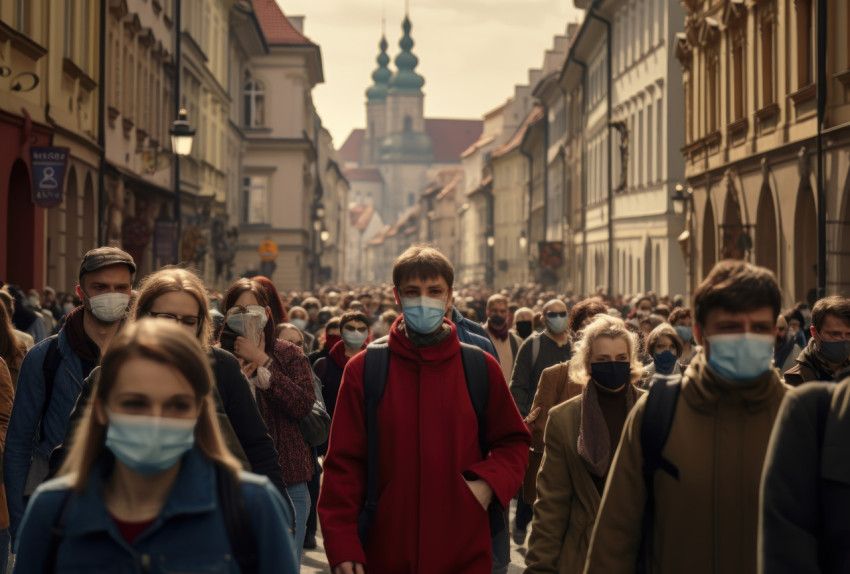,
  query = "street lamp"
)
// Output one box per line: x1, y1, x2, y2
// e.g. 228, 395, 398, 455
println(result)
320, 229, 330, 243
170, 108, 195, 263
486, 235, 495, 248
671, 183, 693, 215
519, 230, 528, 251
